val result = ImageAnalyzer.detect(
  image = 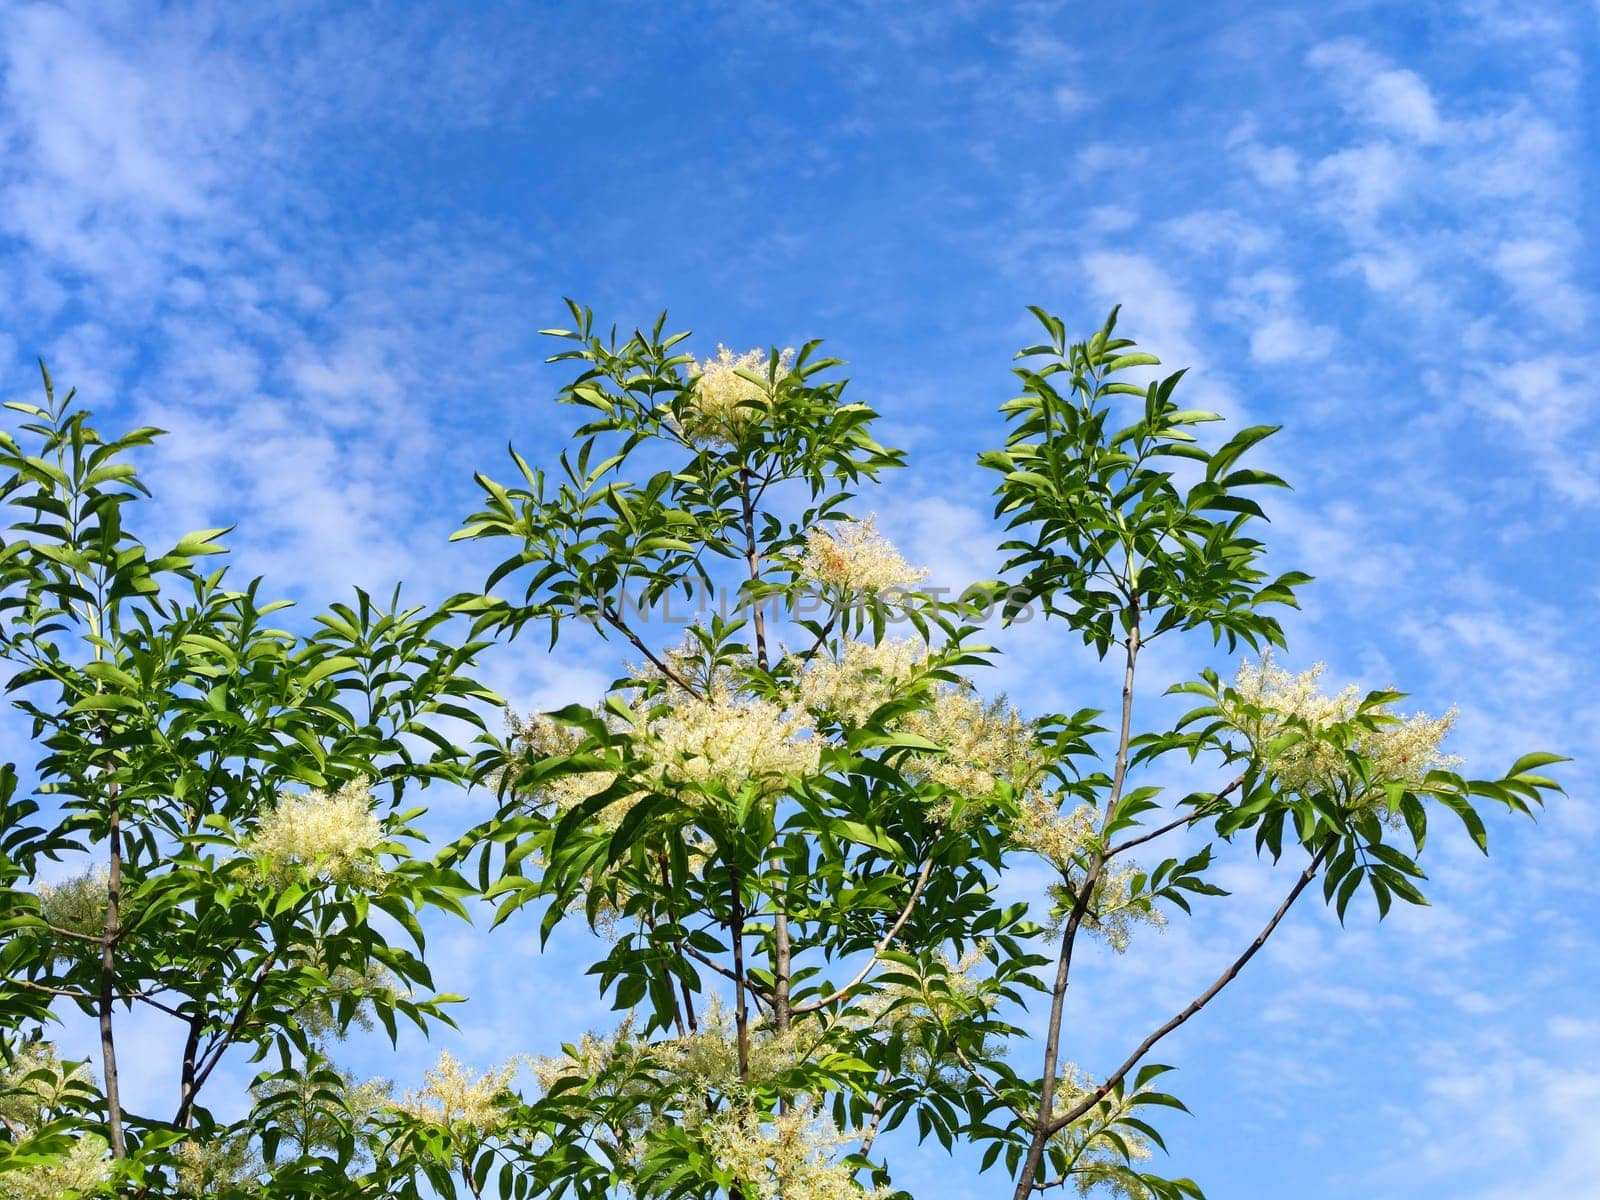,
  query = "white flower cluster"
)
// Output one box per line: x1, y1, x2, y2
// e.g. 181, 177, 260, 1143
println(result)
531, 1018, 637, 1096
36, 868, 109, 938
1013, 796, 1096, 871
509, 711, 621, 819
901, 687, 1042, 811
794, 636, 927, 726
398, 1050, 522, 1133
648, 691, 820, 796
293, 950, 400, 1038
800, 518, 927, 595
1229, 657, 1459, 806
1080, 862, 1167, 954
248, 778, 386, 886
0, 1044, 107, 1200
175, 1132, 261, 1197
676, 344, 795, 446
704, 1101, 887, 1200
0, 1042, 92, 1120
0, 1135, 108, 1200
1047, 1064, 1156, 1199
658, 998, 804, 1093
